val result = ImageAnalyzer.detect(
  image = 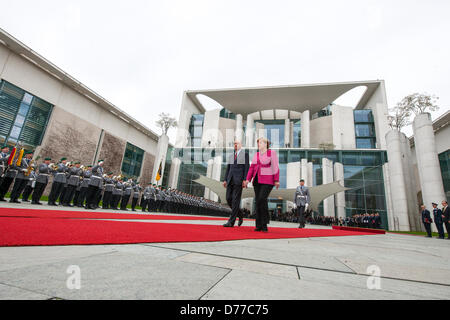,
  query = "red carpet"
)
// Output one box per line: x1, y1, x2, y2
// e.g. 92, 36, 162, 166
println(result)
332, 225, 386, 234
0, 207, 228, 221
0, 215, 378, 247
